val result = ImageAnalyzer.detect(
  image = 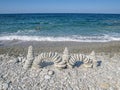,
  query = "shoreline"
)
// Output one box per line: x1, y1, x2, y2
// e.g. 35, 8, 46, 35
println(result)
0, 40, 120, 56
